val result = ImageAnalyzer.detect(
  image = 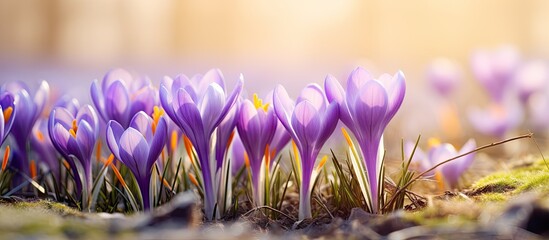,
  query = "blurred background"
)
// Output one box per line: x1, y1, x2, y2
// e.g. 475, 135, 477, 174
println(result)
1, 0, 549, 146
